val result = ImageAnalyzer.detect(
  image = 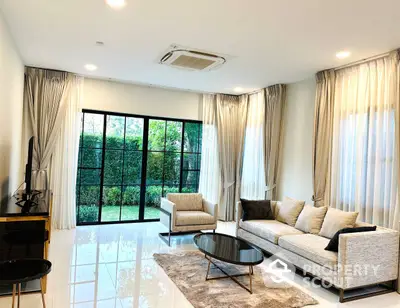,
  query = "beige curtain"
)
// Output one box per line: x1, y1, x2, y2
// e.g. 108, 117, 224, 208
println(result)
330, 51, 399, 229
241, 91, 266, 199
199, 95, 221, 205
24, 68, 74, 188
312, 70, 335, 207
215, 94, 247, 221
264, 84, 286, 200
50, 77, 83, 229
